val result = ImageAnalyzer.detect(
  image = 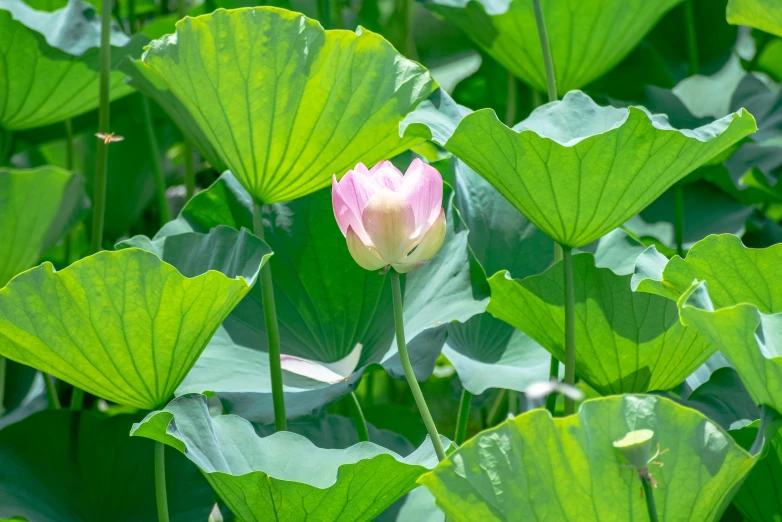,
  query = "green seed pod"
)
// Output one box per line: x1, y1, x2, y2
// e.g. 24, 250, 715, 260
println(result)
613, 429, 655, 469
